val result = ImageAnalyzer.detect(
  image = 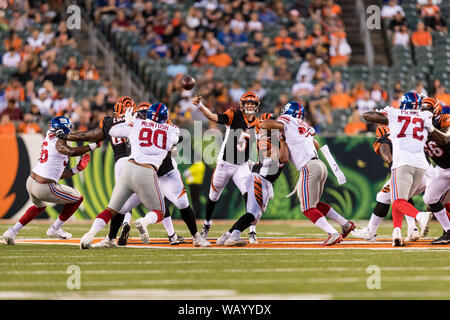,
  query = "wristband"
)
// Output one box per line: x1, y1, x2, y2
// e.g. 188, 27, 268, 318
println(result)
88, 143, 98, 151
71, 167, 80, 175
